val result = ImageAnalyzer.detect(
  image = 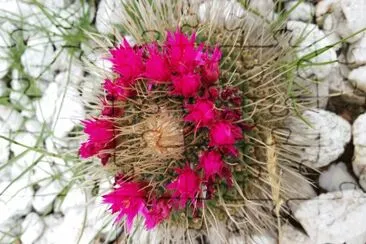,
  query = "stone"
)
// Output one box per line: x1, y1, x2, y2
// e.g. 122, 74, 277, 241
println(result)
21, 35, 55, 79
348, 66, 366, 93
52, 85, 85, 138
0, 218, 22, 243
96, 0, 127, 34
0, 120, 10, 167
0, 178, 34, 225
36, 214, 64, 244
21, 212, 45, 244
286, 1, 315, 22
287, 21, 337, 79
280, 224, 312, 244
25, 119, 43, 133
293, 190, 366, 243
347, 36, 366, 67
32, 180, 66, 214
316, 0, 366, 43
319, 162, 359, 192
0, 105, 24, 132
352, 113, 366, 190
285, 109, 351, 168
60, 186, 88, 214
